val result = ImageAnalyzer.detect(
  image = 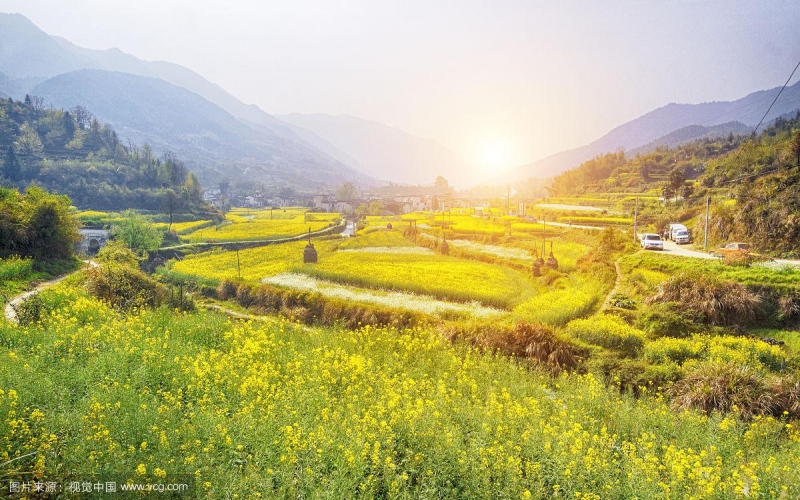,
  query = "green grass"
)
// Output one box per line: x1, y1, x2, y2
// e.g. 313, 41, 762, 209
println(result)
621, 252, 800, 287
